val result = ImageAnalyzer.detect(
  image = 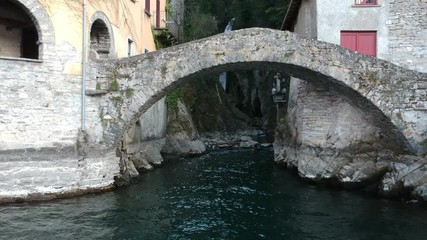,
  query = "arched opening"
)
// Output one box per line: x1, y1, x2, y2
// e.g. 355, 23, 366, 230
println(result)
0, 0, 39, 59
89, 19, 111, 59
